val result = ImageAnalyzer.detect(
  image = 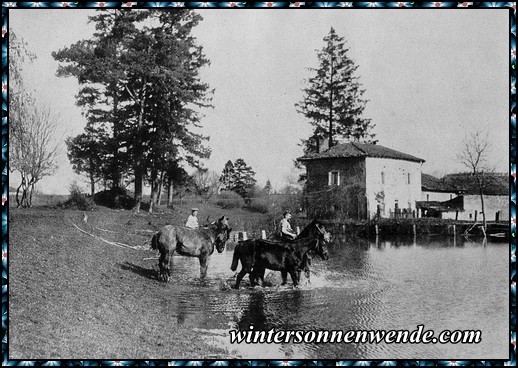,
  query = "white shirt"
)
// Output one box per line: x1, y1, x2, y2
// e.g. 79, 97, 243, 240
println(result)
280, 218, 296, 236
185, 215, 199, 229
